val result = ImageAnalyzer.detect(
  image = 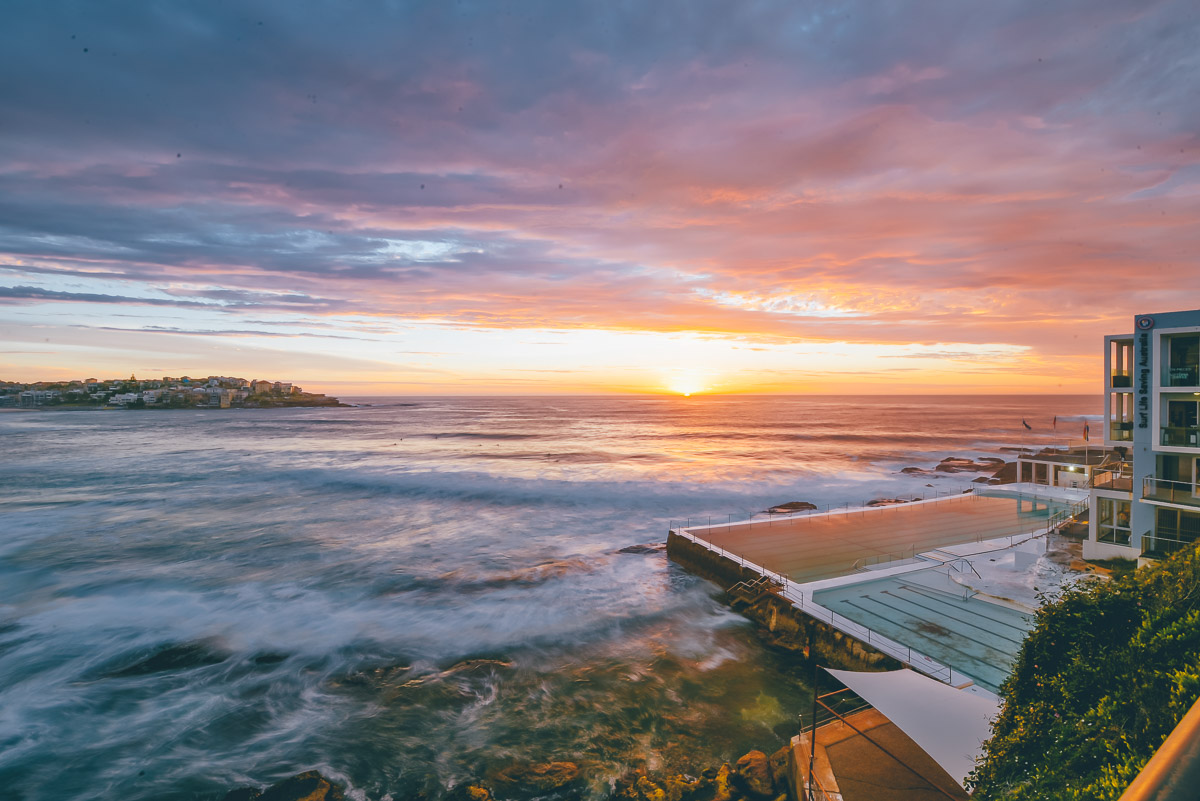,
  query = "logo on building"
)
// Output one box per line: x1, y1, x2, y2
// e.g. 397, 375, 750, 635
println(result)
1136, 316, 1155, 330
